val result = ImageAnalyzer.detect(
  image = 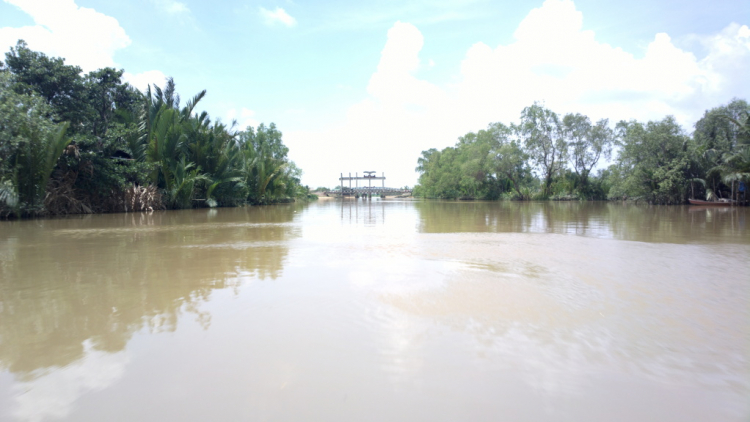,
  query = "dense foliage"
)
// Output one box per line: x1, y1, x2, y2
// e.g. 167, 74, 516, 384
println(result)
415, 100, 750, 204
0, 41, 311, 218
